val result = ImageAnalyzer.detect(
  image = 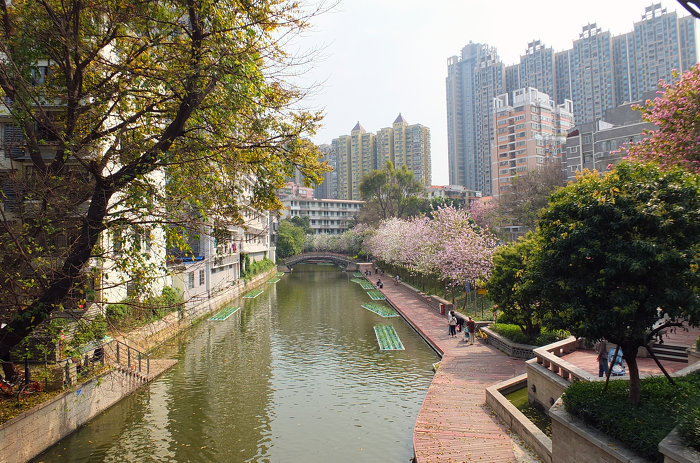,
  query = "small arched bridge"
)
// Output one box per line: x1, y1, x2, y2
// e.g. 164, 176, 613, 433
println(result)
281, 252, 358, 271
